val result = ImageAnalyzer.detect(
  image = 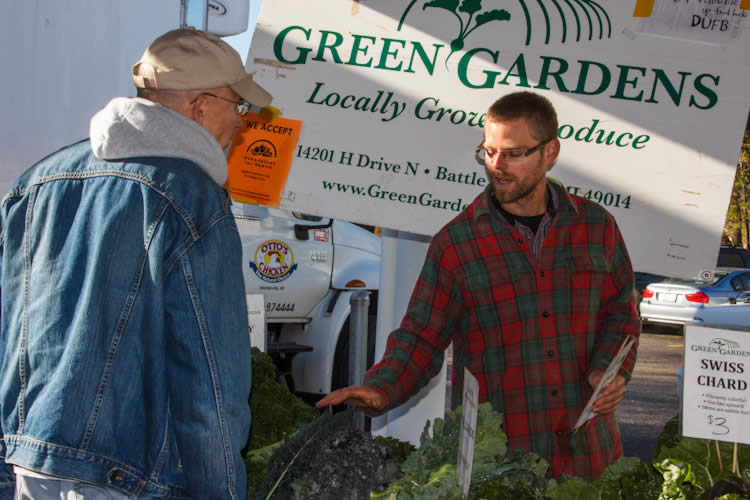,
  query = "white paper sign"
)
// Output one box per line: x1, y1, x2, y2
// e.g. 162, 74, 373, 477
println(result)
246, 293, 266, 351
683, 325, 750, 444
457, 368, 479, 497
574, 336, 635, 431
636, 0, 749, 47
